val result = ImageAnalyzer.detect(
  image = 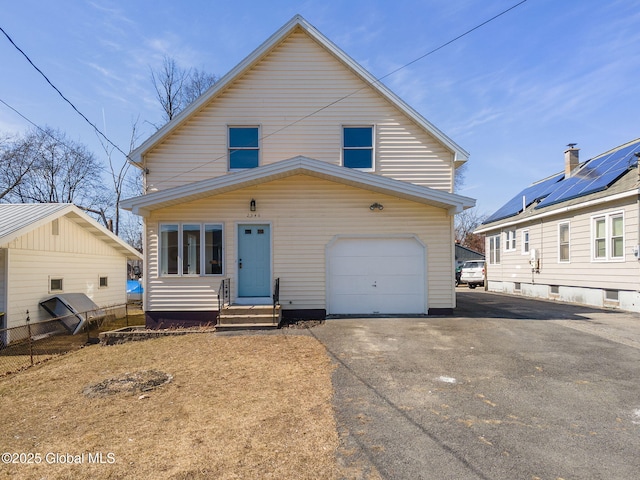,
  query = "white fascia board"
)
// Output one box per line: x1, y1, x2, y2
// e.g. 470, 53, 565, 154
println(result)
0, 204, 73, 247
296, 17, 469, 163
64, 207, 143, 259
474, 189, 639, 234
129, 15, 469, 167
121, 156, 475, 216
0, 204, 141, 259
129, 15, 309, 166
